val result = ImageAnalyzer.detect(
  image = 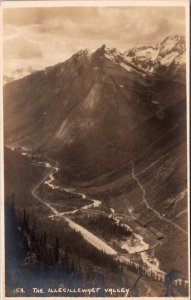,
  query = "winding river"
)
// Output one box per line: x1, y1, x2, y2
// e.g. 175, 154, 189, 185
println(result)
34, 156, 164, 274
8, 146, 165, 275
